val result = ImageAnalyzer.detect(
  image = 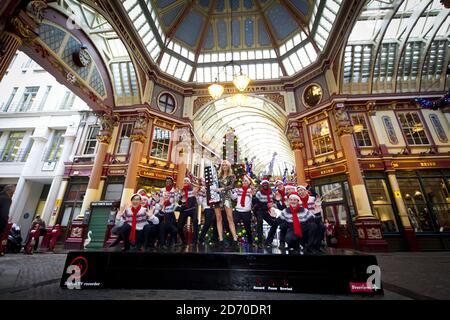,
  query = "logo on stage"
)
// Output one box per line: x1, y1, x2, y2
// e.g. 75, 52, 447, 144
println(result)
350, 265, 381, 293
65, 256, 101, 290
